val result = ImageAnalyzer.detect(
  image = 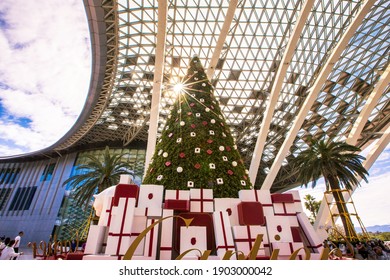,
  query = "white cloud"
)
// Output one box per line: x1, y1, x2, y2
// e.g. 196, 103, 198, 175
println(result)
0, 0, 91, 156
